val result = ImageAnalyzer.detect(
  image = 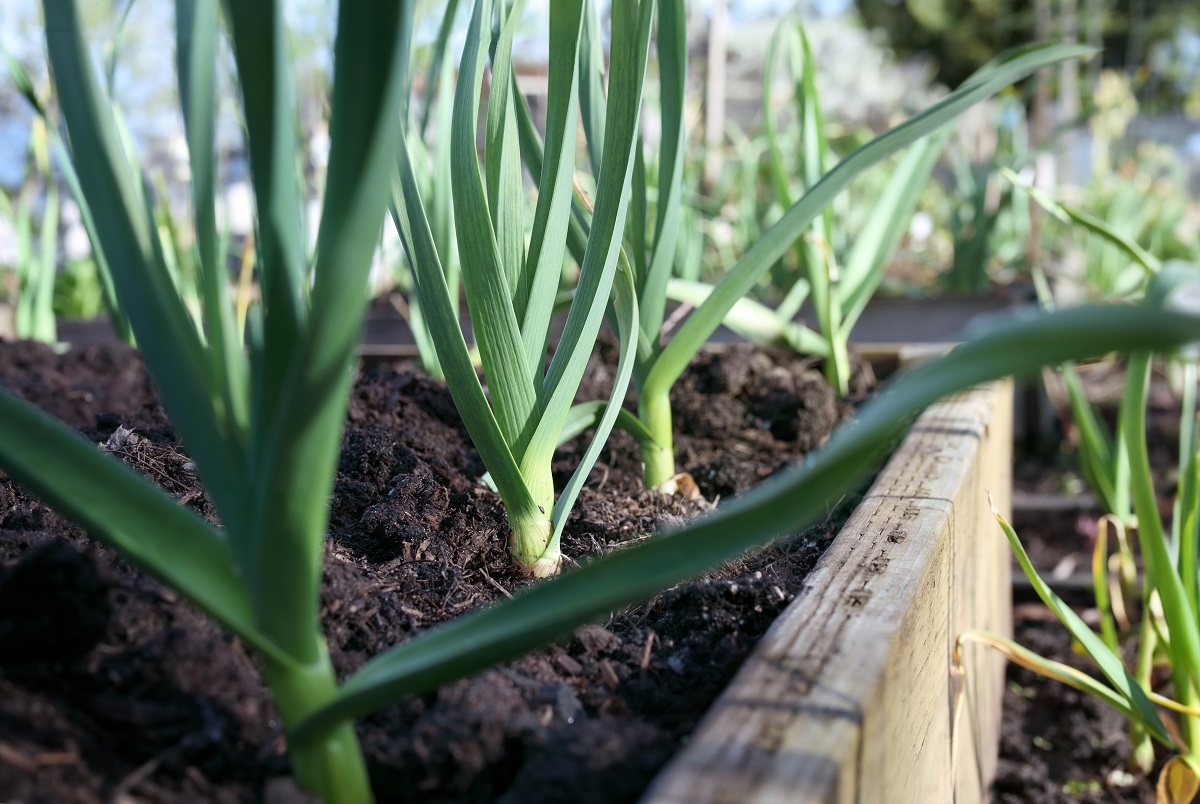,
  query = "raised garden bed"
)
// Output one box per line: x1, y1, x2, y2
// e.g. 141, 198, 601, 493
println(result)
0, 339, 1012, 801
647, 356, 1013, 803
